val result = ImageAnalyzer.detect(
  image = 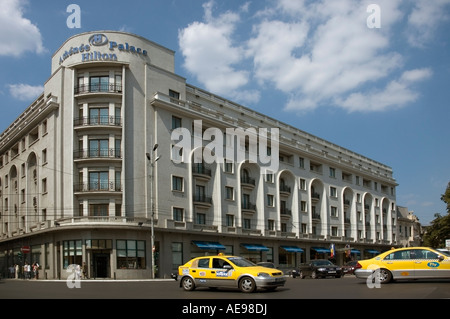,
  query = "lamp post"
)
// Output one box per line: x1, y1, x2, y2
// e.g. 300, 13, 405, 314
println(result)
146, 144, 160, 279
